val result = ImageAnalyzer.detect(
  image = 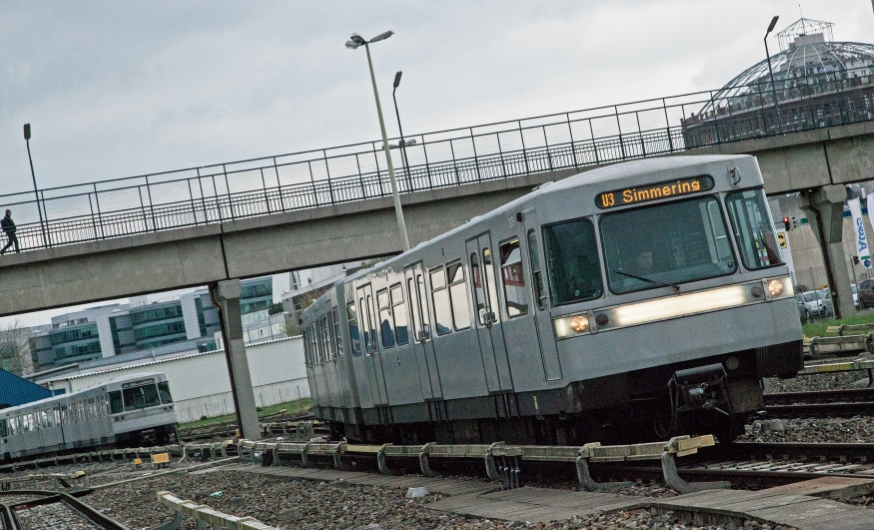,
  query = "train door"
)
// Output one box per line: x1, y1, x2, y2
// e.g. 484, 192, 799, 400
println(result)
404, 262, 442, 400
522, 210, 563, 381
357, 284, 388, 405
466, 233, 513, 392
